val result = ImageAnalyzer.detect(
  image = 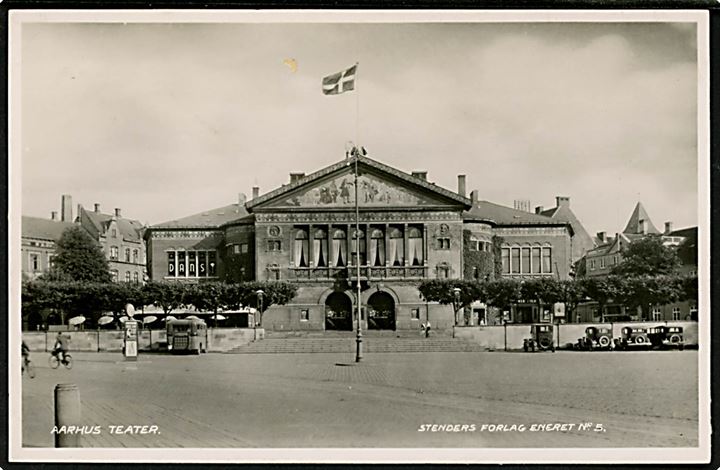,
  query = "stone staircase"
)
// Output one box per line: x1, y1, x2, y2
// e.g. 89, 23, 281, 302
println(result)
226, 332, 486, 354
